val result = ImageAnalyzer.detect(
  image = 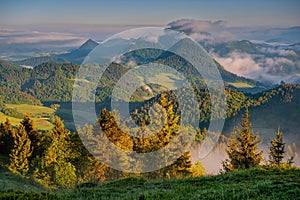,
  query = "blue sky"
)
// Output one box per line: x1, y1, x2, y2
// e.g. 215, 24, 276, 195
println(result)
0, 0, 299, 27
